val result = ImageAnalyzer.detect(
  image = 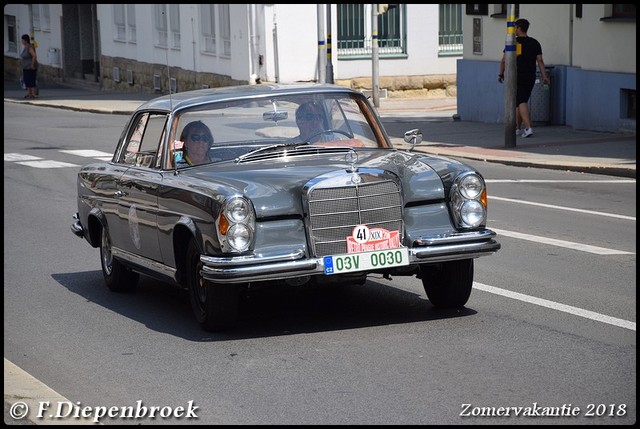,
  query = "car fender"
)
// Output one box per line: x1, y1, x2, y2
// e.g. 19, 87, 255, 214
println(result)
86, 207, 108, 248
